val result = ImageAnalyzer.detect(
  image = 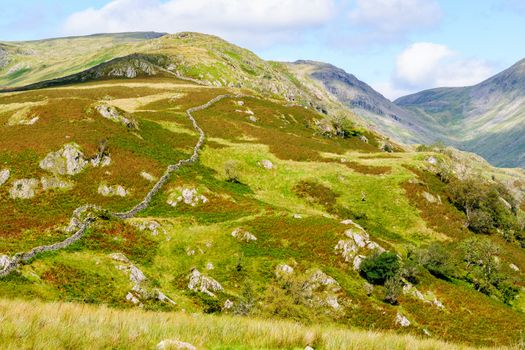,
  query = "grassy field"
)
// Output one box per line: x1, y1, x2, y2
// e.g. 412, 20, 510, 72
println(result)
0, 298, 514, 350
